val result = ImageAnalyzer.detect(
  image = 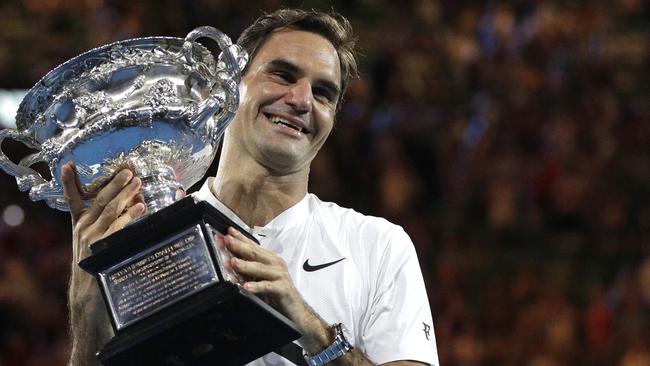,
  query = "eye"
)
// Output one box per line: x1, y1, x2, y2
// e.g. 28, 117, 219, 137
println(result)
313, 86, 335, 104
269, 70, 295, 84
